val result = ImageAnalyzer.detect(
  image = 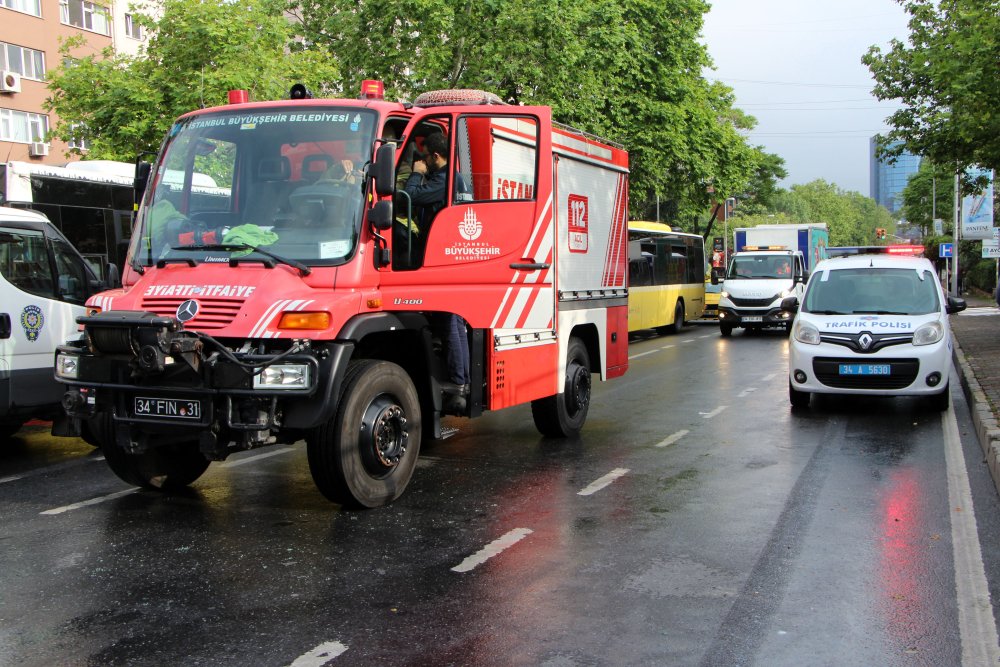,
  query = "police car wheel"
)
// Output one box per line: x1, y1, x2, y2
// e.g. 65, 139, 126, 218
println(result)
532, 337, 591, 437
928, 383, 950, 412
307, 360, 421, 508
789, 382, 810, 409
